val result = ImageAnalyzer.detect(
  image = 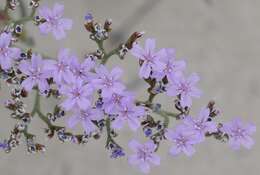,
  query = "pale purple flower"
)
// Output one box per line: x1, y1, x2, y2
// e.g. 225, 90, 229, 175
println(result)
221, 118, 256, 150
67, 107, 103, 134
0, 32, 20, 70
70, 56, 96, 82
48, 48, 74, 84
59, 79, 93, 111
131, 38, 165, 79
128, 139, 160, 174
183, 107, 218, 142
152, 48, 186, 80
92, 65, 125, 98
84, 12, 93, 22
111, 101, 145, 131
102, 89, 134, 115
38, 3, 72, 40
165, 125, 200, 157
19, 54, 53, 92
167, 73, 202, 107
